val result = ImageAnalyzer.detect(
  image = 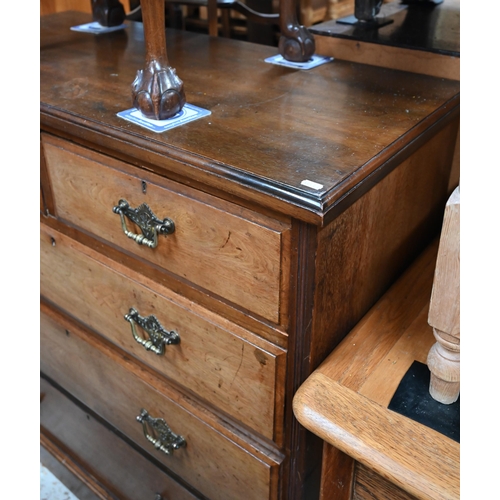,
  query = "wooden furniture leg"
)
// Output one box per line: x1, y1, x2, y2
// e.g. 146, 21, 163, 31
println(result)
427, 186, 460, 404
131, 0, 186, 120
319, 444, 354, 500
221, 9, 231, 37
91, 0, 126, 26
354, 0, 382, 23
278, 0, 316, 62
207, 0, 219, 36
